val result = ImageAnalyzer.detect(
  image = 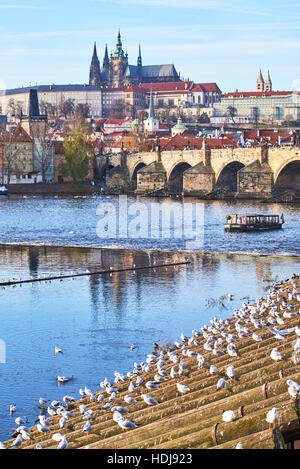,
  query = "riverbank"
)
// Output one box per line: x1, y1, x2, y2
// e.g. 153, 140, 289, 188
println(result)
4, 274, 300, 449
